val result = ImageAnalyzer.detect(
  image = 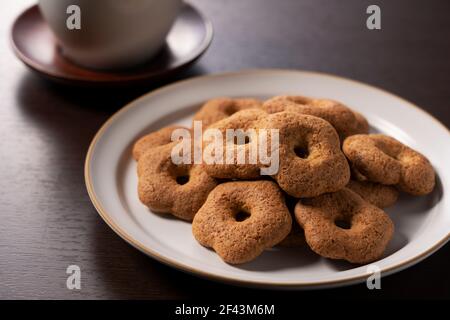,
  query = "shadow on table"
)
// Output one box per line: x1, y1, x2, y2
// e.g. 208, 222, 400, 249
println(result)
16, 63, 206, 112
13, 63, 207, 171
